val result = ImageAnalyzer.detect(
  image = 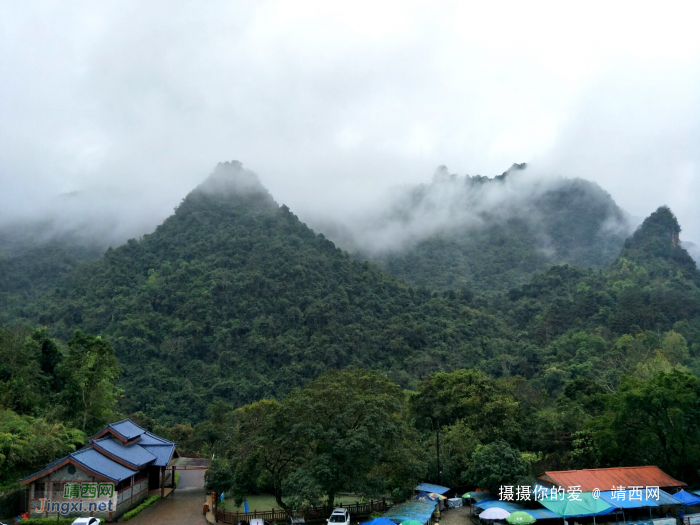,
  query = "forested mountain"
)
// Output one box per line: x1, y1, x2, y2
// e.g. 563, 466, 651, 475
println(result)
3, 161, 700, 497
318, 163, 632, 291
1, 162, 510, 423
